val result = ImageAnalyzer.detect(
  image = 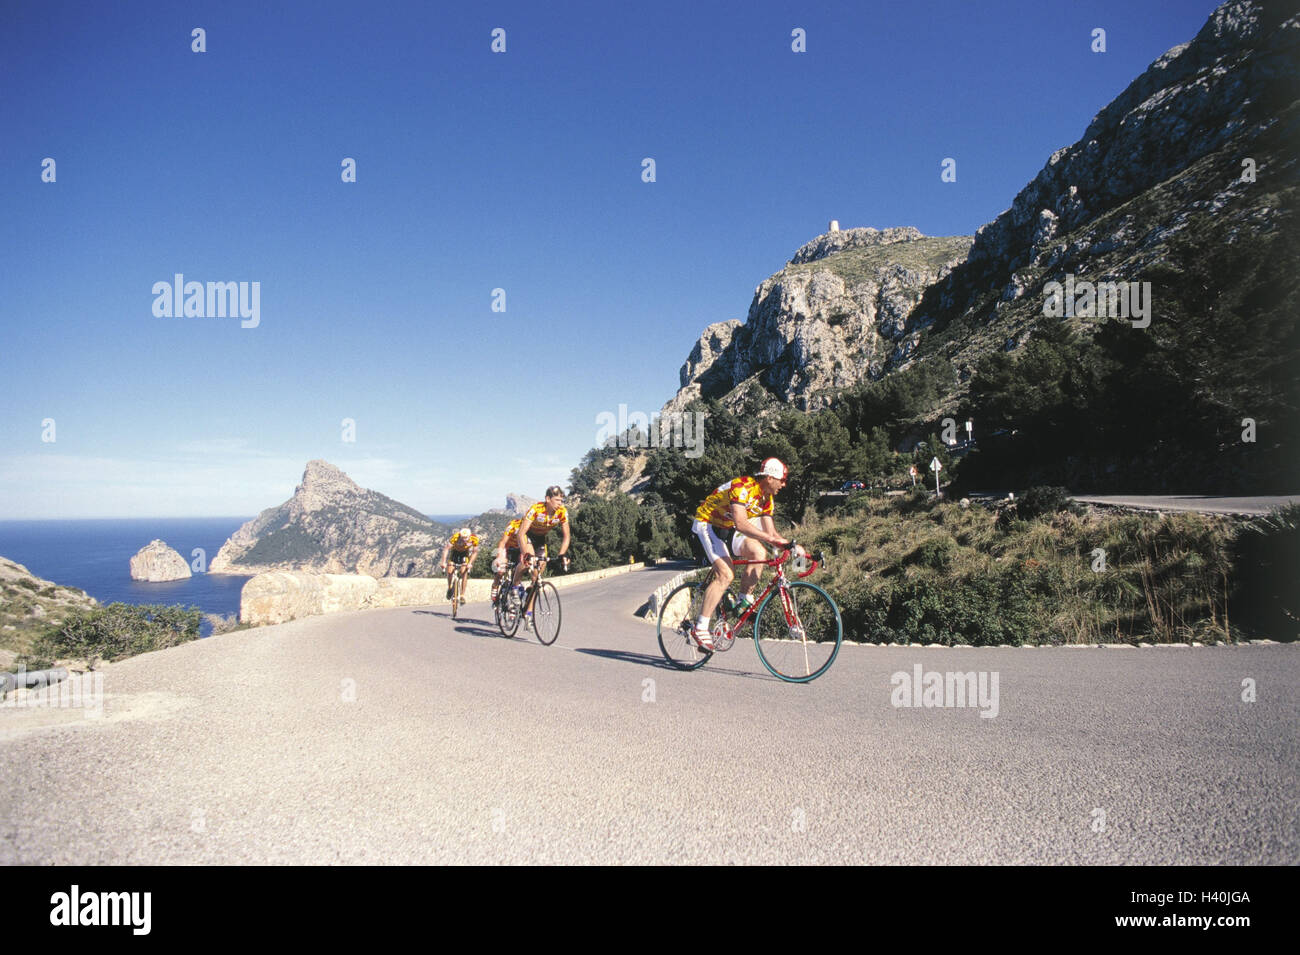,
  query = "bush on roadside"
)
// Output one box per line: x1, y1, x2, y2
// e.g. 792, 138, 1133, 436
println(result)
1017, 486, 1083, 521
20, 603, 202, 669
